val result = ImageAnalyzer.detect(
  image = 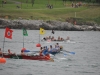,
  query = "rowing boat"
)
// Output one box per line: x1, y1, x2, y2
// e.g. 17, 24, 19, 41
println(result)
0, 53, 53, 61
24, 48, 63, 55
41, 39, 76, 43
